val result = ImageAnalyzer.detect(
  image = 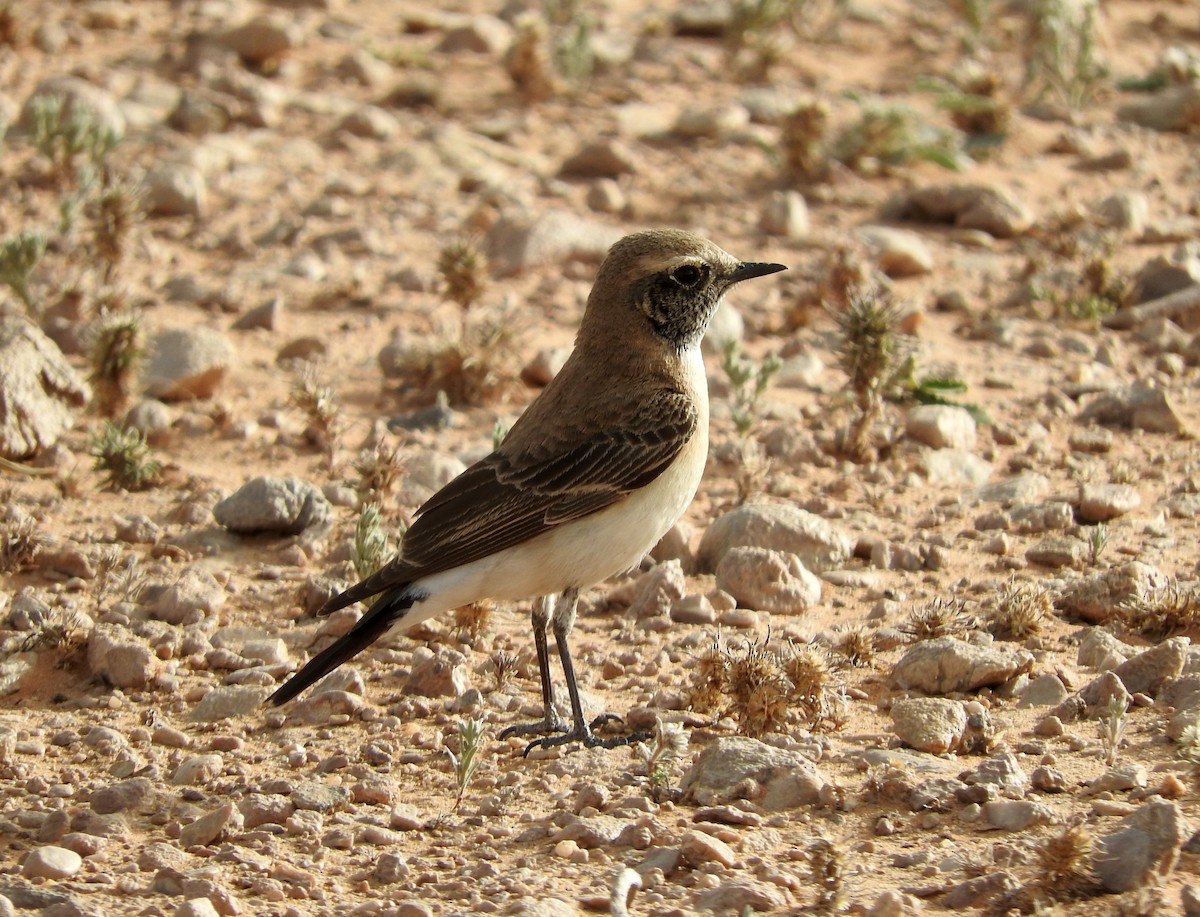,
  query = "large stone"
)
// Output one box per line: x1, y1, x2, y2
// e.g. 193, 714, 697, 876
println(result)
87, 625, 158, 689
144, 328, 233, 400
1078, 380, 1186, 433
715, 547, 821, 614
0, 319, 90, 459
1112, 638, 1188, 697
1094, 799, 1189, 893
22, 845, 82, 880
679, 736, 827, 809
697, 503, 852, 574
151, 568, 226, 625
1056, 562, 1169, 624
890, 697, 968, 754
892, 637, 1033, 694
485, 209, 623, 277
859, 225, 934, 277
213, 476, 331, 535
906, 404, 977, 451
890, 183, 1034, 238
